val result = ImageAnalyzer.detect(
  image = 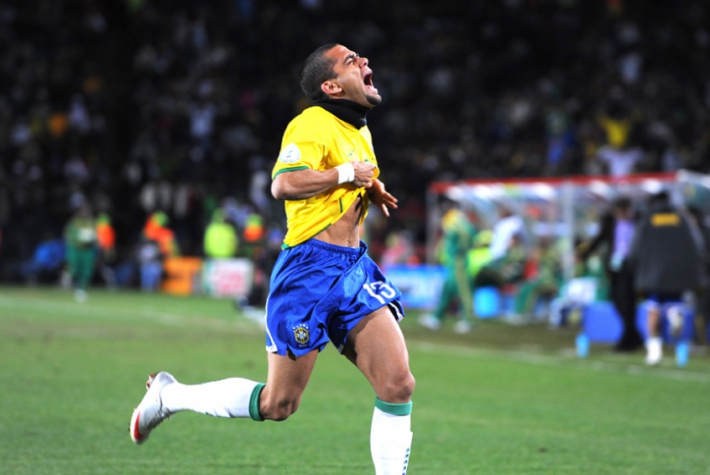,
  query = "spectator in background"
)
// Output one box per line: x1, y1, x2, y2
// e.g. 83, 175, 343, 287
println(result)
578, 196, 644, 352
419, 197, 476, 334
242, 212, 265, 245
381, 230, 419, 267
143, 211, 179, 258
139, 211, 179, 291
239, 224, 285, 312
138, 237, 162, 292
474, 232, 527, 290
95, 212, 117, 289
489, 204, 526, 260
64, 204, 97, 302
19, 233, 65, 284
189, 99, 216, 151
597, 95, 634, 152
627, 191, 707, 365
3, 1, 710, 287
204, 208, 238, 259
239, 211, 271, 308
549, 244, 608, 329
596, 142, 645, 177
466, 229, 493, 286
594, 90, 645, 177
512, 236, 563, 322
